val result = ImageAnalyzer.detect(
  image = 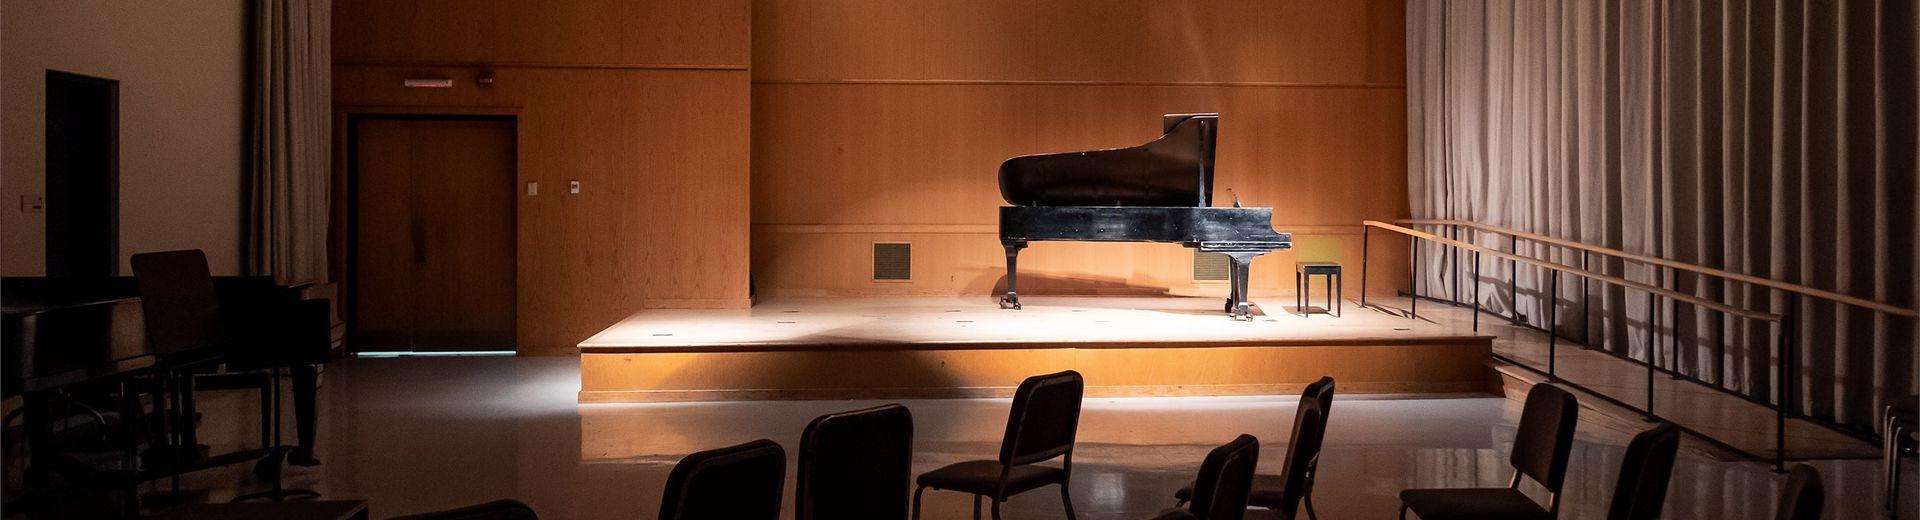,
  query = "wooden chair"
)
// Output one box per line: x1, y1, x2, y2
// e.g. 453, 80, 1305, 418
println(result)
797, 404, 914, 520
1398, 383, 1579, 520
913, 370, 1085, 520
